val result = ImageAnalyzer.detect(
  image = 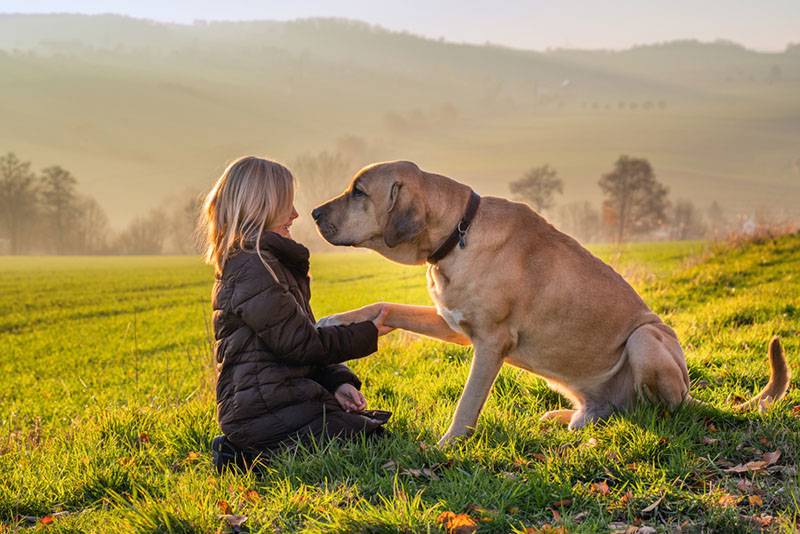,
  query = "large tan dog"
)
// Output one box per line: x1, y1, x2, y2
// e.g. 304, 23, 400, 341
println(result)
312, 161, 790, 446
